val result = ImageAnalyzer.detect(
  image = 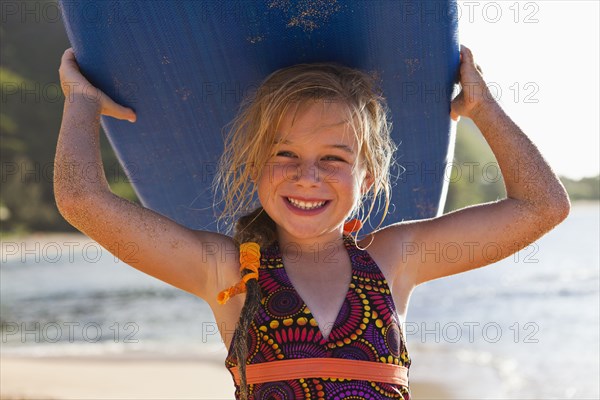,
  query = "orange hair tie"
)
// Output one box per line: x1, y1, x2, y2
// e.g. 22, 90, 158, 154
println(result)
217, 242, 260, 305
343, 218, 362, 234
